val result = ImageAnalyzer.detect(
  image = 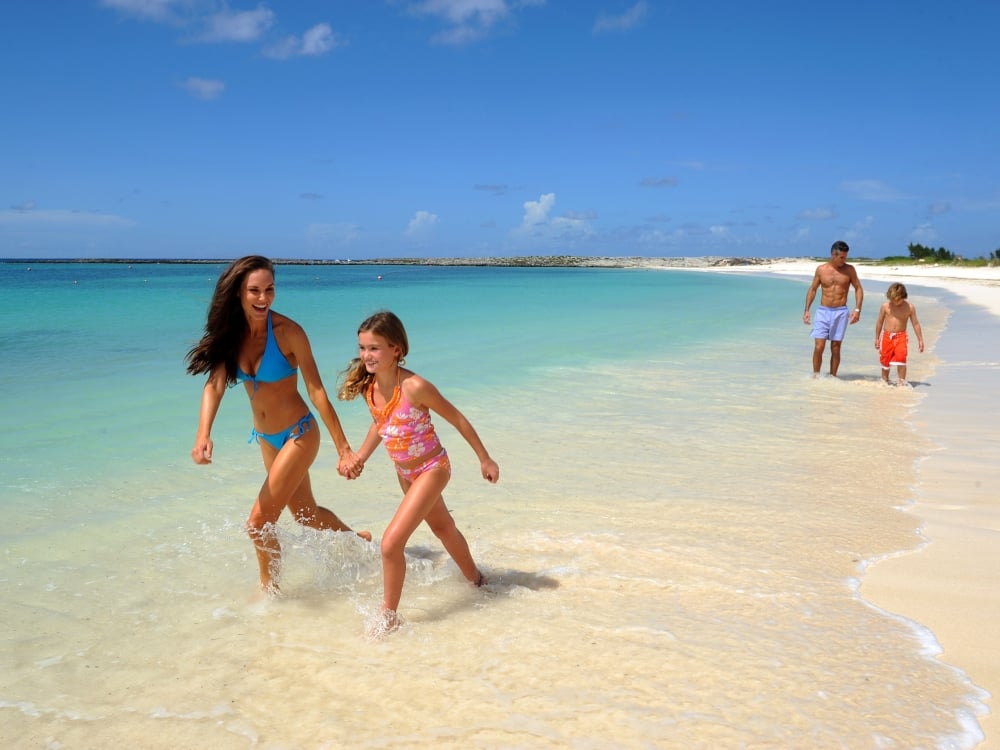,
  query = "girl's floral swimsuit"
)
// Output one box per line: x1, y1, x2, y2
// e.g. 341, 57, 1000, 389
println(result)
366, 375, 451, 481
